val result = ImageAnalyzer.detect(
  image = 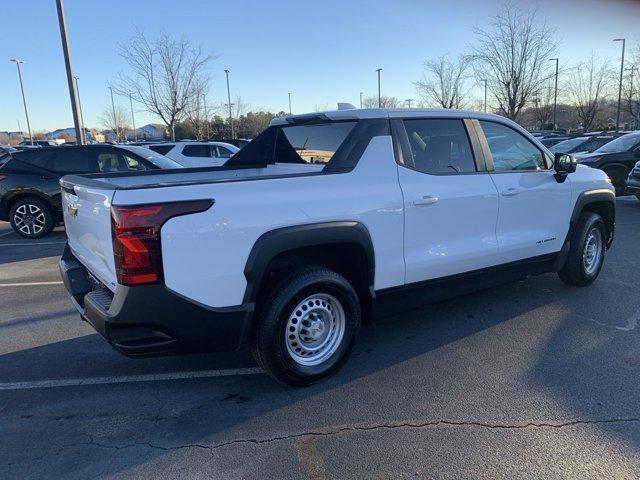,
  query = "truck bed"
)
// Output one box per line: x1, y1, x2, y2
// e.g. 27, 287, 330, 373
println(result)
60, 162, 325, 192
